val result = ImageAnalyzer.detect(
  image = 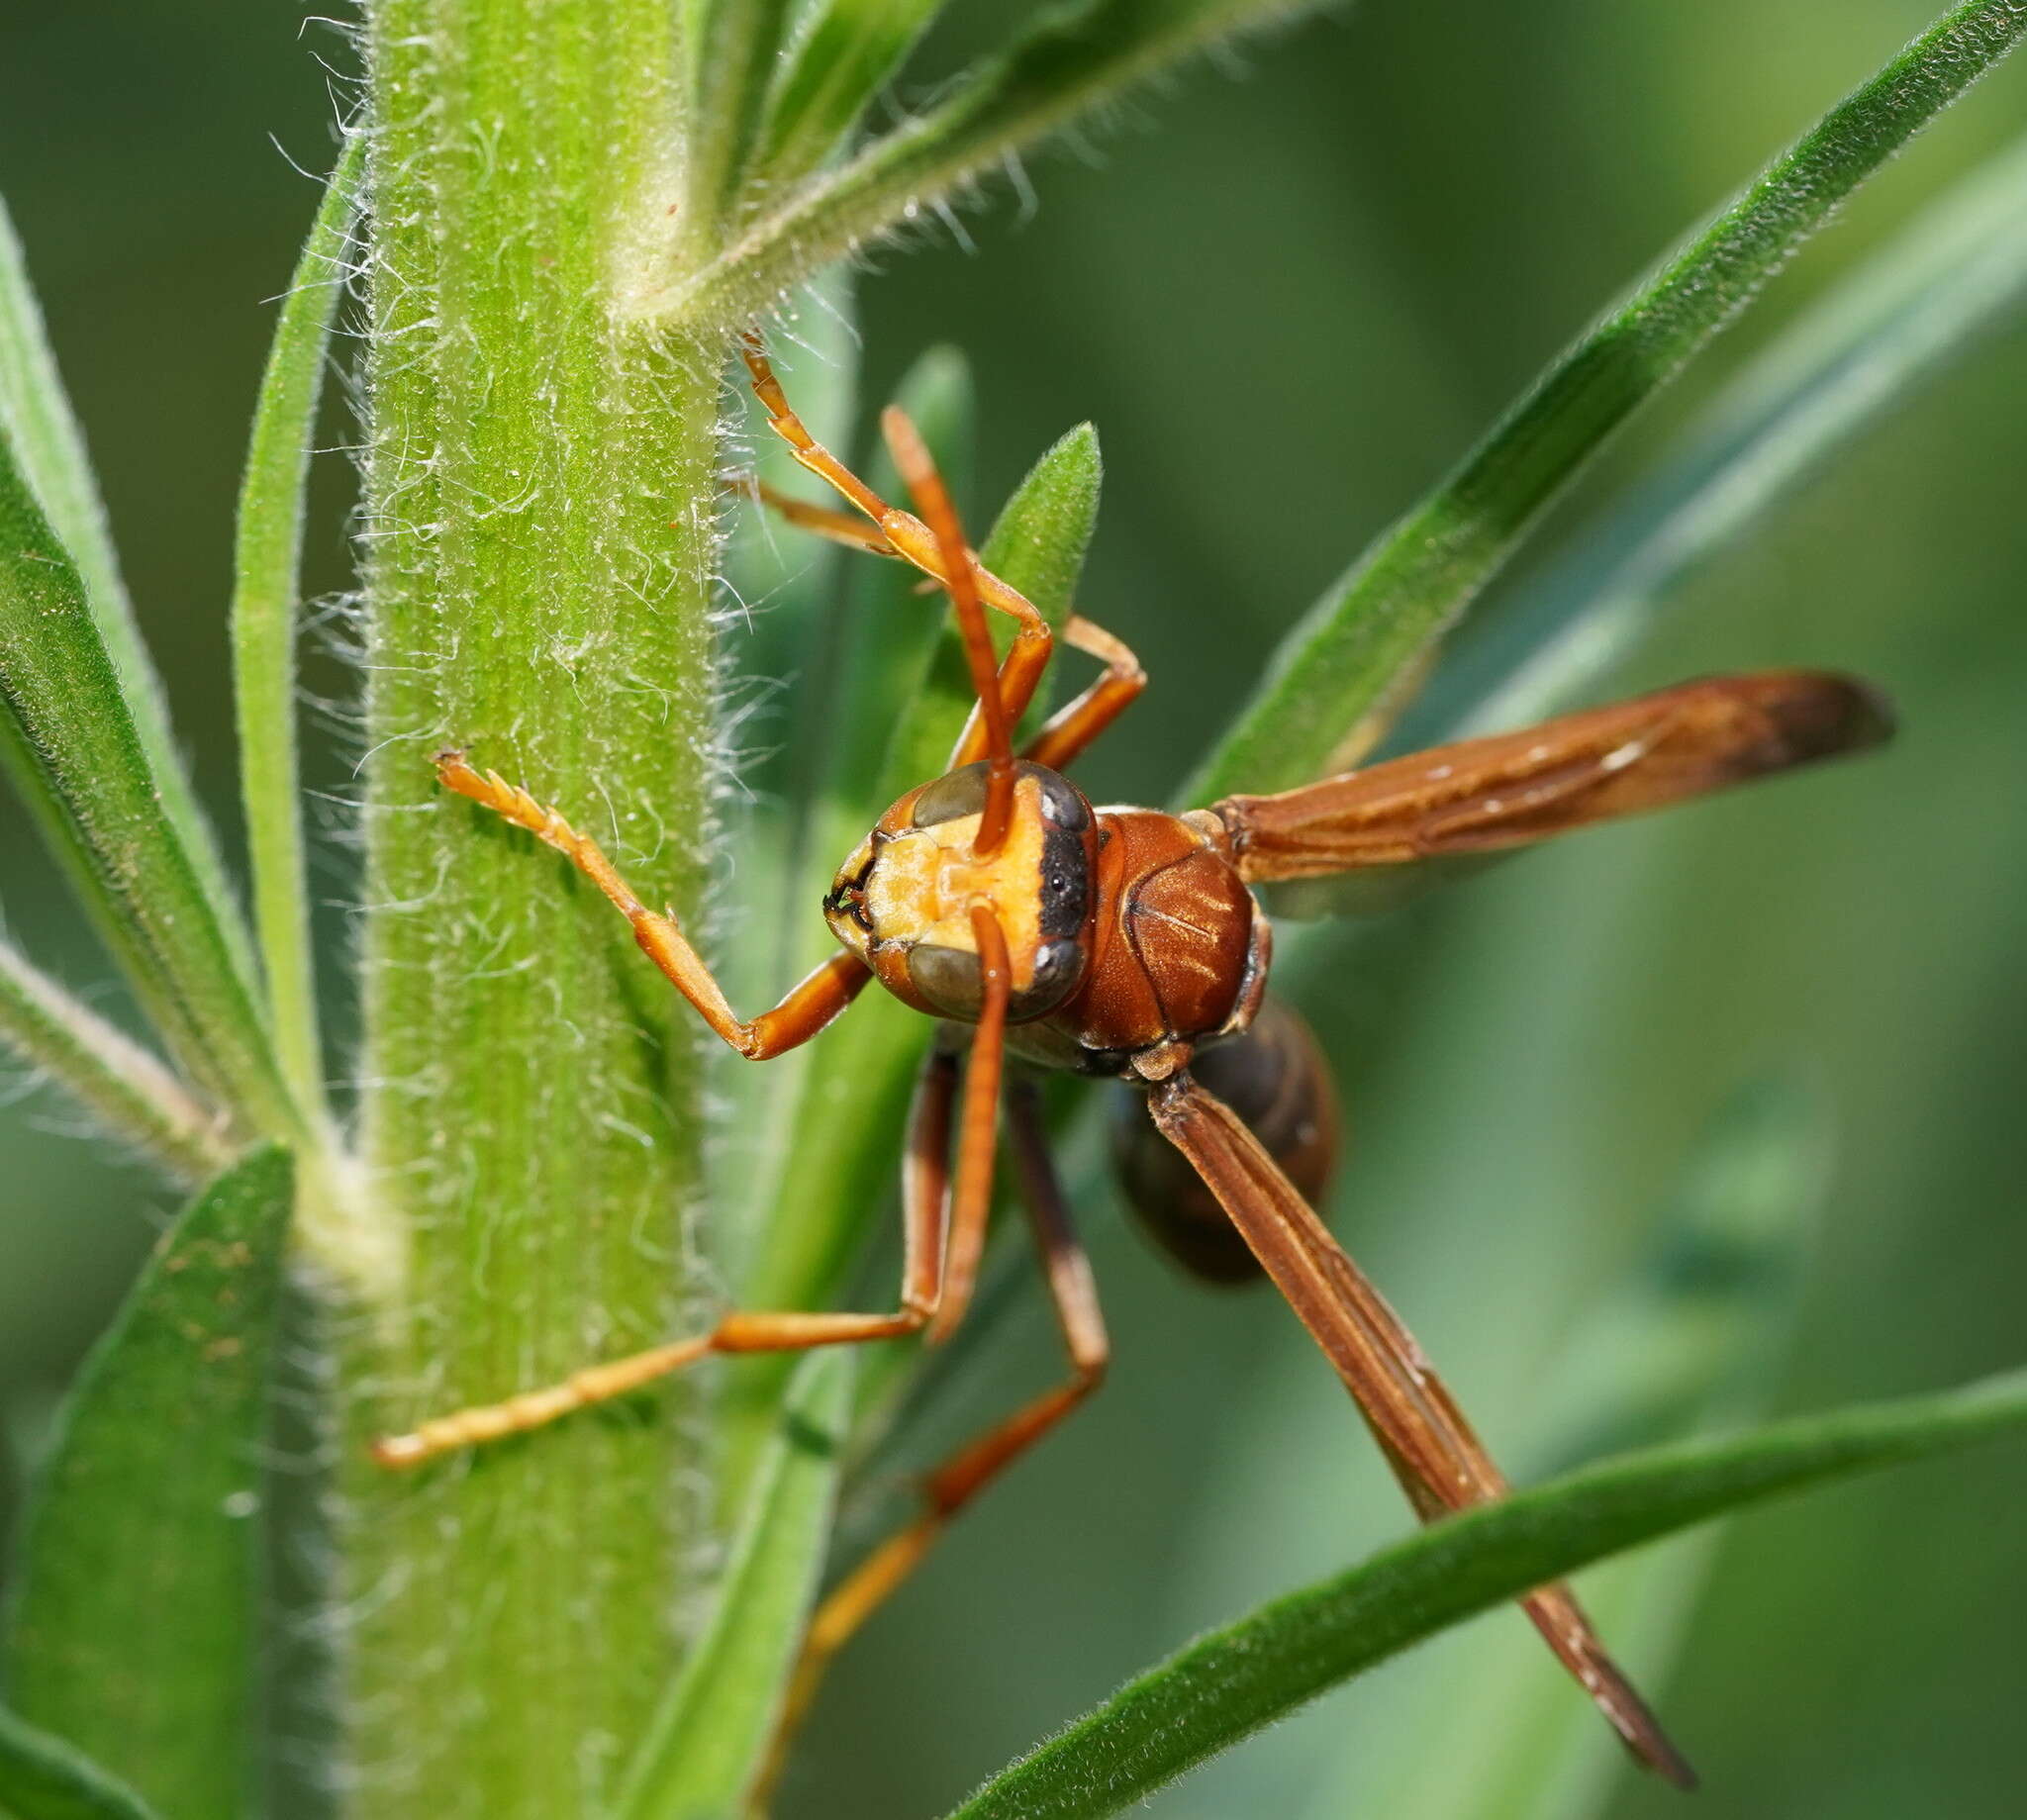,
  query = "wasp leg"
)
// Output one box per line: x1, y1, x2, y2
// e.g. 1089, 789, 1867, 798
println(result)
435, 753, 867, 1059
740, 335, 1055, 756
762, 1073, 1109, 1791
736, 464, 1144, 778
1021, 614, 1148, 770
371, 1037, 963, 1469
373, 908, 1019, 1471
727, 473, 901, 556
